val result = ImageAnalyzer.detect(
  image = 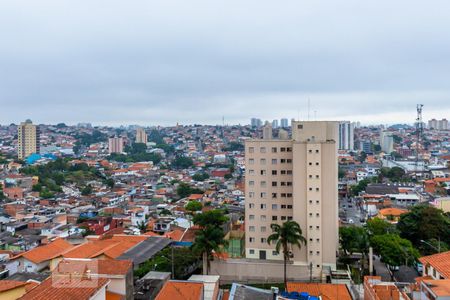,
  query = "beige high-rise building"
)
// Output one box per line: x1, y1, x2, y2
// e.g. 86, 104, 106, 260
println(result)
17, 119, 40, 159
245, 121, 339, 271
108, 137, 124, 154
135, 127, 148, 144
